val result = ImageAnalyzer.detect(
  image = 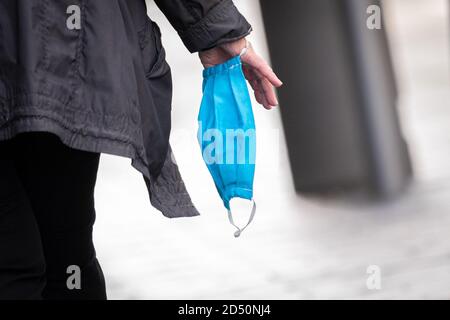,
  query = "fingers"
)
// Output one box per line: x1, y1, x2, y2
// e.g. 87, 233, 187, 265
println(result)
255, 88, 270, 110
260, 77, 278, 107
202, 38, 283, 110
243, 65, 278, 109
241, 48, 282, 109
244, 66, 267, 108
251, 67, 278, 106
241, 47, 283, 87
